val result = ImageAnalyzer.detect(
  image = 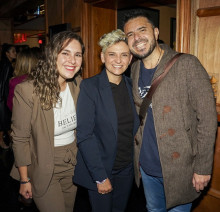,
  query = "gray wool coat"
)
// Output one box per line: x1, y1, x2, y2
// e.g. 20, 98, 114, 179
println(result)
131, 44, 217, 209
